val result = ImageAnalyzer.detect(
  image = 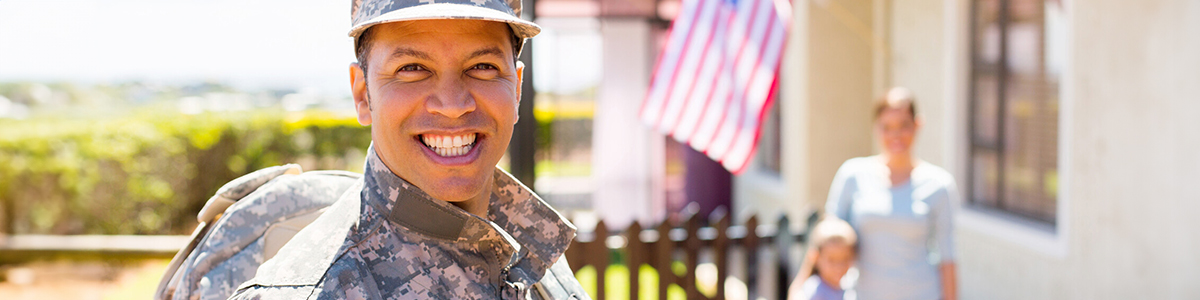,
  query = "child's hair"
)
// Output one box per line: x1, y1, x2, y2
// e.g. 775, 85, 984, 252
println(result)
810, 218, 858, 250
807, 218, 858, 278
